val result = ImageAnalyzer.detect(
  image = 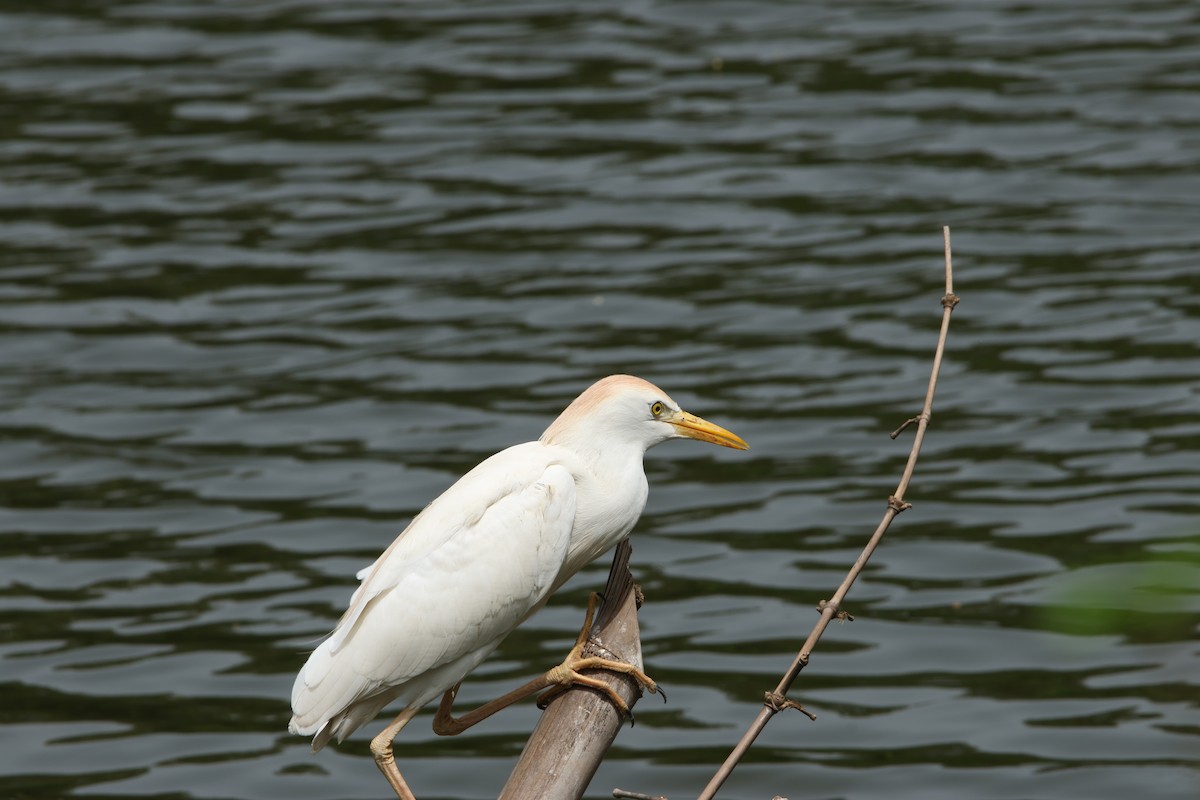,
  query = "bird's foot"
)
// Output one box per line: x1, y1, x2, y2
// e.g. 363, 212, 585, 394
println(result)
533, 590, 662, 716
535, 655, 661, 715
